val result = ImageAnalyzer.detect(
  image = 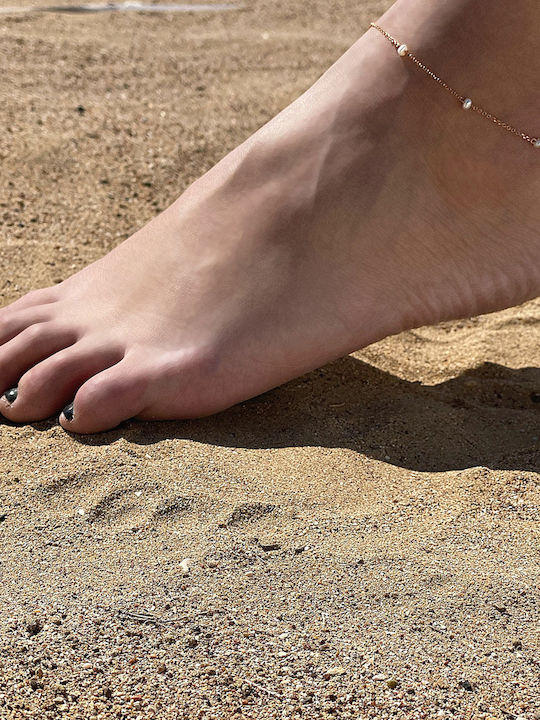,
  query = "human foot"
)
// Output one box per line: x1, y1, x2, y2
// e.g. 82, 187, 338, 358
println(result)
1, 12, 539, 433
